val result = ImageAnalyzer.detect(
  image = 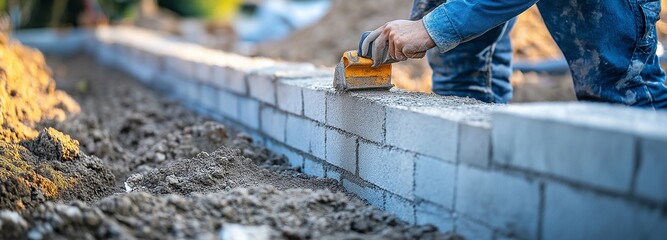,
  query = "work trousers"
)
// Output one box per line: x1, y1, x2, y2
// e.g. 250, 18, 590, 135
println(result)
412, 0, 667, 109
